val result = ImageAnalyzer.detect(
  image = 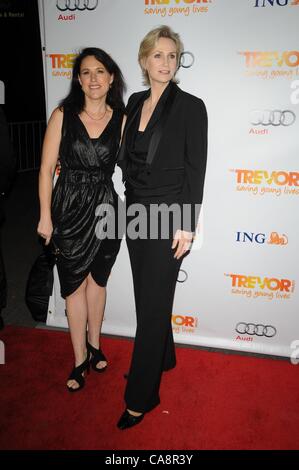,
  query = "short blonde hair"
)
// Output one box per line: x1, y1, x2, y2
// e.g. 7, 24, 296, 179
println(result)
138, 25, 184, 86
